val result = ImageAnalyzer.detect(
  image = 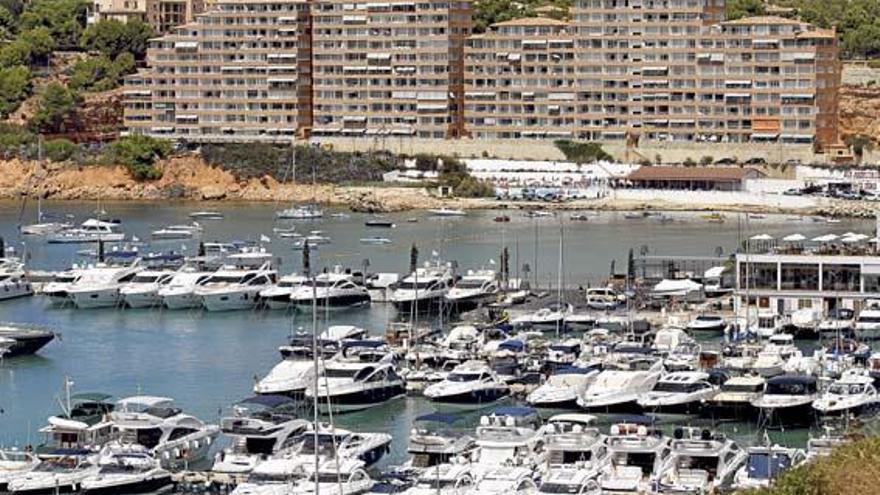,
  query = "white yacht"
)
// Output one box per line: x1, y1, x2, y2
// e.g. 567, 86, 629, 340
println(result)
466, 467, 537, 495
119, 269, 176, 308
306, 341, 405, 413
748, 312, 785, 339
290, 459, 373, 495
545, 340, 582, 367
197, 260, 278, 311
151, 222, 202, 240
817, 308, 855, 337
855, 307, 880, 340
812, 370, 879, 416
637, 371, 717, 414
654, 428, 746, 494
686, 314, 727, 333
751, 375, 819, 425
423, 360, 510, 407
285, 424, 393, 468
156, 262, 218, 309
66, 259, 143, 309
255, 336, 324, 397
80, 446, 172, 495
7, 452, 98, 495
391, 263, 455, 312
400, 464, 474, 495
291, 268, 371, 311
733, 444, 805, 490
706, 375, 765, 419
36, 388, 116, 456
189, 211, 224, 220
276, 204, 324, 220
229, 457, 303, 495
576, 358, 664, 412
212, 395, 310, 475
526, 367, 599, 408
19, 199, 72, 235
445, 269, 499, 308
259, 273, 309, 310
0, 257, 33, 301
512, 303, 573, 330
47, 219, 125, 244
469, 407, 546, 475
42, 268, 86, 306
0, 450, 39, 492
543, 414, 610, 486
538, 467, 600, 495
600, 422, 671, 494
406, 412, 477, 469
752, 334, 802, 377
109, 395, 220, 469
